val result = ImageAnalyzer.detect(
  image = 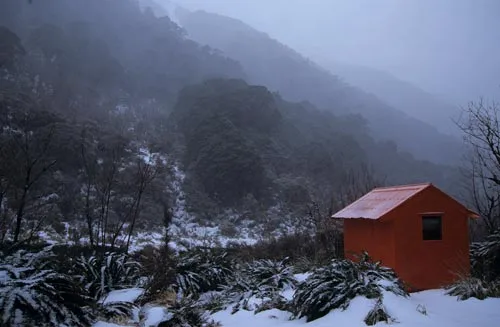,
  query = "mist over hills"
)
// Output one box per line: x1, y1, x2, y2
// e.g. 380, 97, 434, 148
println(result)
173, 8, 464, 166
316, 60, 461, 136
174, 0, 500, 107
